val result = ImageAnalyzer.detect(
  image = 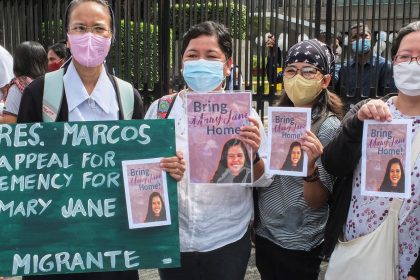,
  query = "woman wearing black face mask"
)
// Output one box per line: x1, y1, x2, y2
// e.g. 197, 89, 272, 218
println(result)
322, 21, 420, 280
